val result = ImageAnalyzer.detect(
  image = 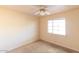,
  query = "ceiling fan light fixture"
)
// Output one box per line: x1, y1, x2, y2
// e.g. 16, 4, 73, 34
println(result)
45, 11, 50, 15
40, 10, 46, 16
34, 8, 50, 16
